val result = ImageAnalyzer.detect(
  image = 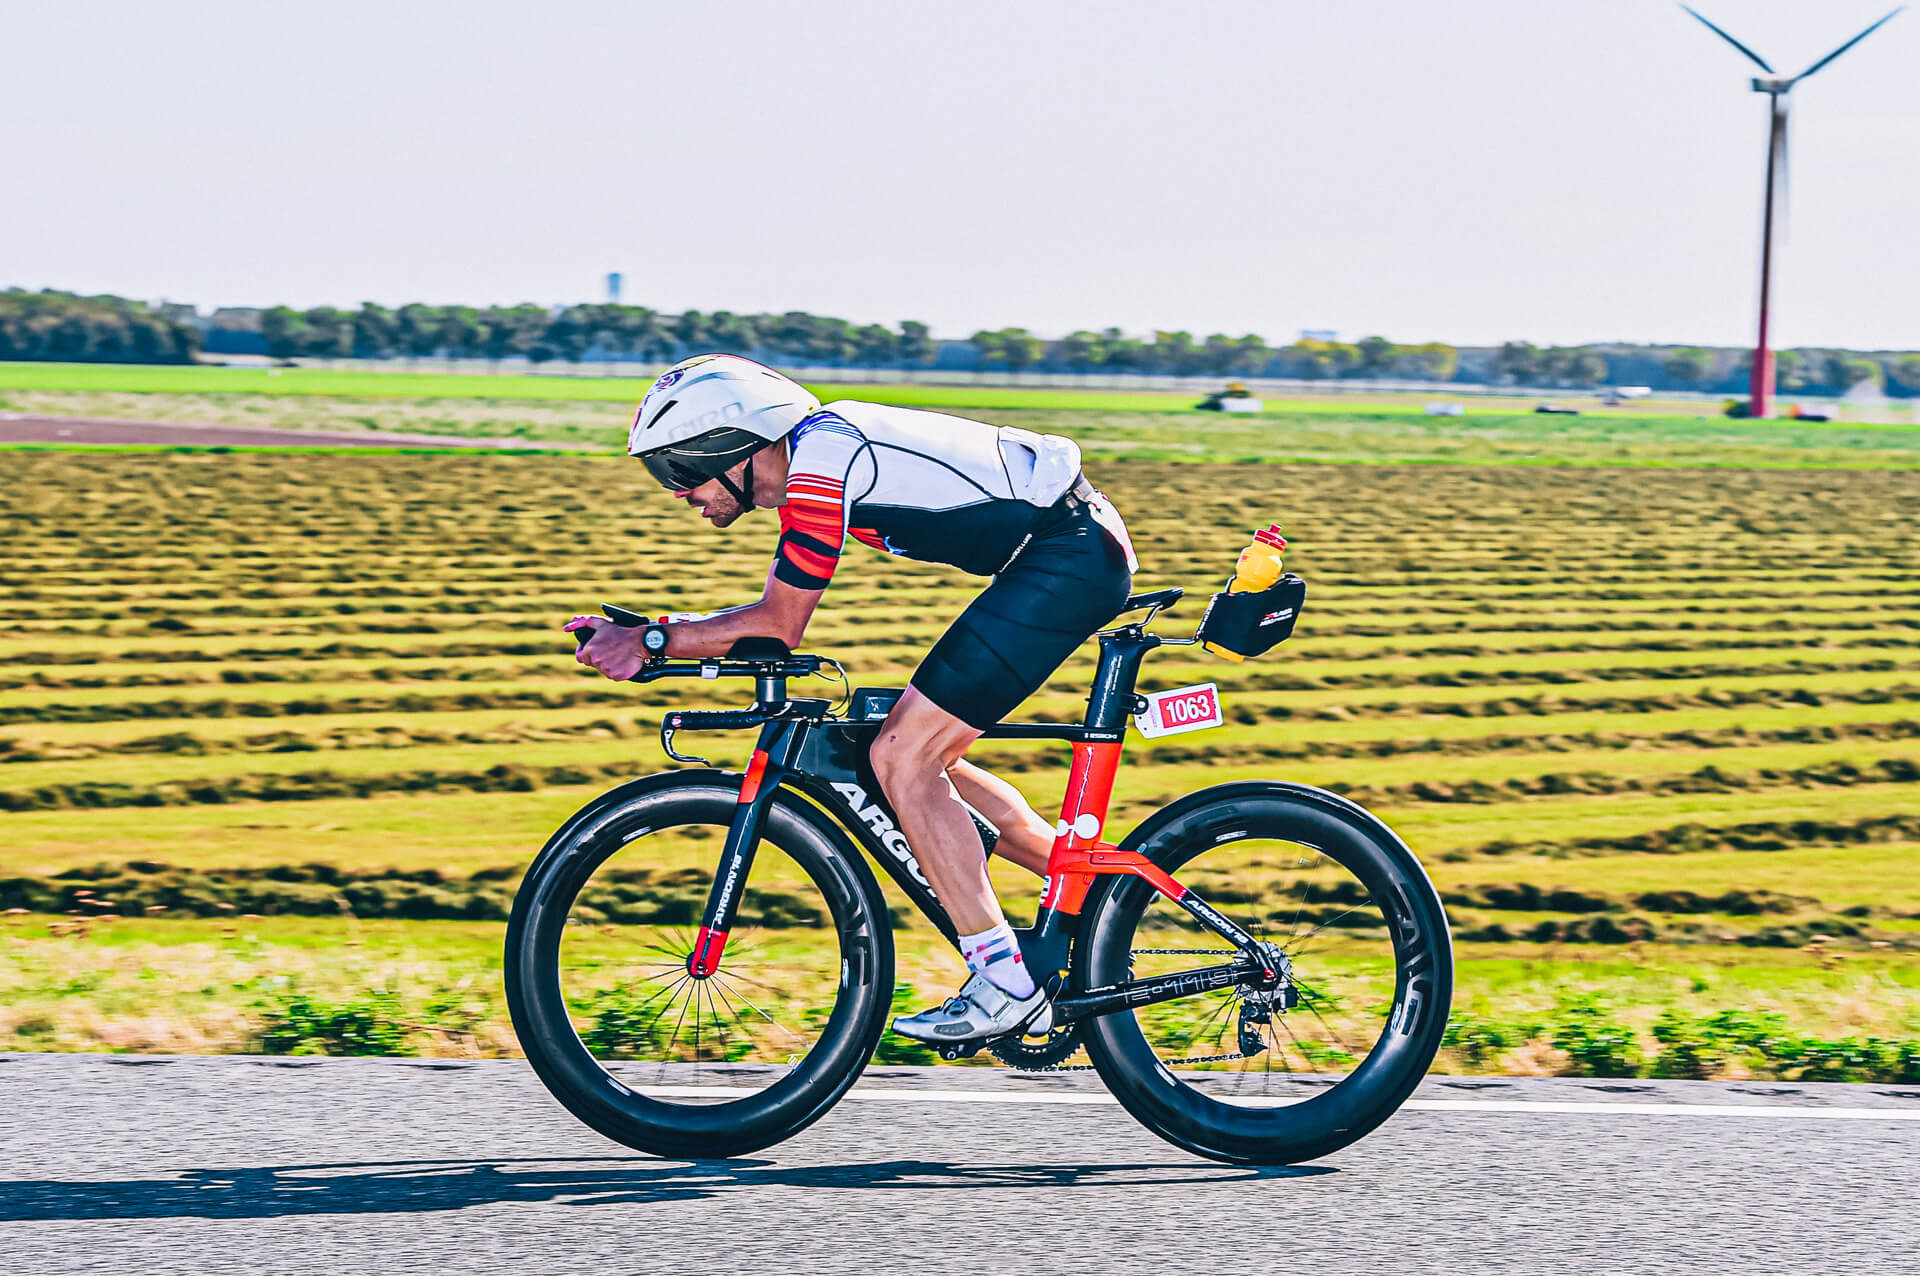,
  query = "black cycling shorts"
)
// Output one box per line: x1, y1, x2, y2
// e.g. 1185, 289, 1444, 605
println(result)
910, 500, 1134, 730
